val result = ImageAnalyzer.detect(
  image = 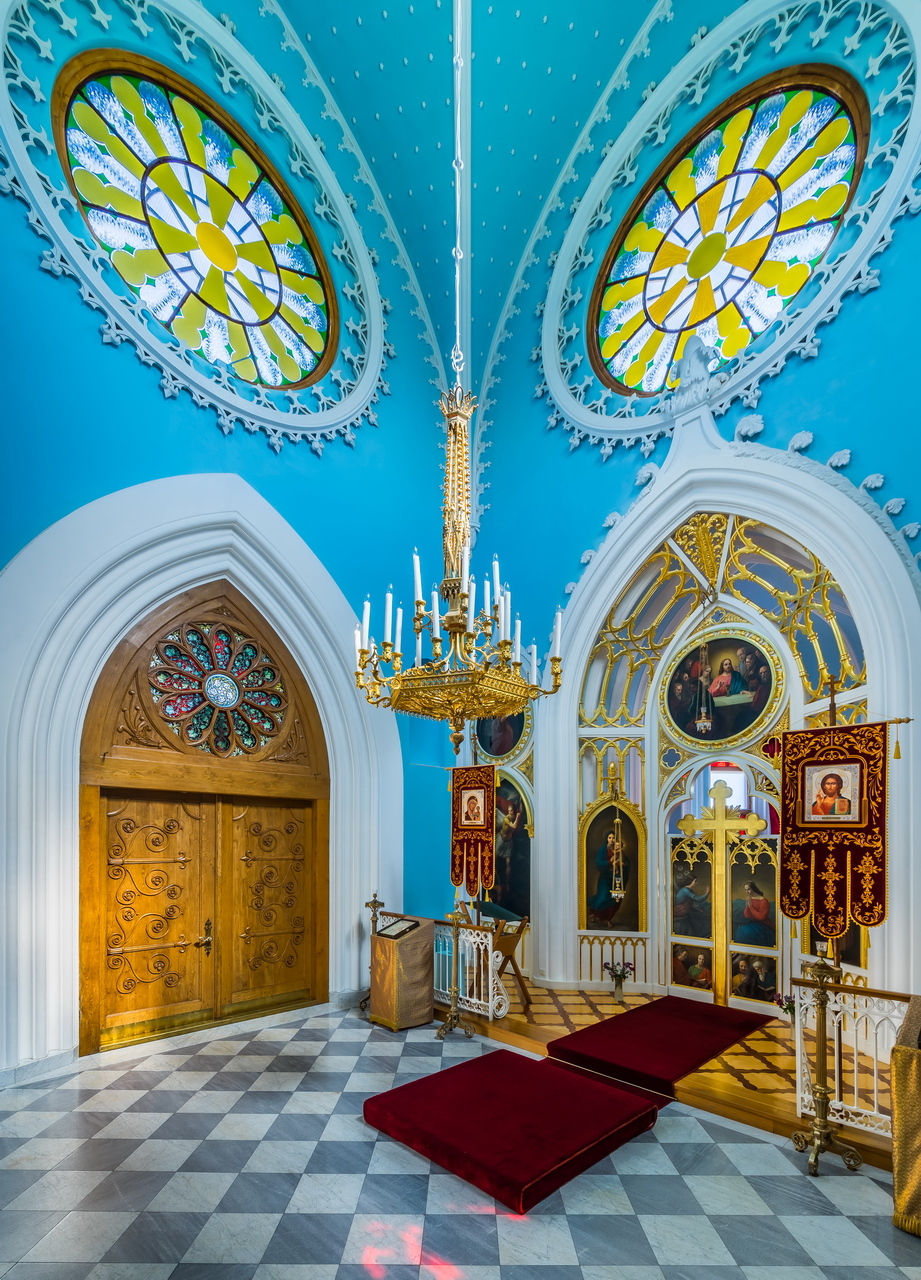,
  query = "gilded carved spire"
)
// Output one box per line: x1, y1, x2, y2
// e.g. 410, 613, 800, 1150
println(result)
439, 387, 476, 587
